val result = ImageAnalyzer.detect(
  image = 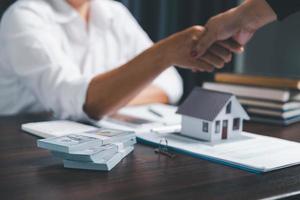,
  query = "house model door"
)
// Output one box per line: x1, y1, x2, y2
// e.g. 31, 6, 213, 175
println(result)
222, 120, 228, 139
